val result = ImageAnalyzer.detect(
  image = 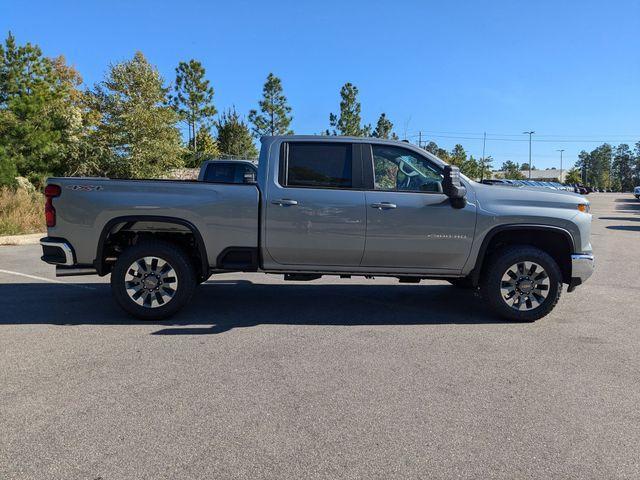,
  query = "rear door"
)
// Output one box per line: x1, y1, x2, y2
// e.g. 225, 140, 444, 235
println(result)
264, 141, 366, 266
361, 143, 476, 271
